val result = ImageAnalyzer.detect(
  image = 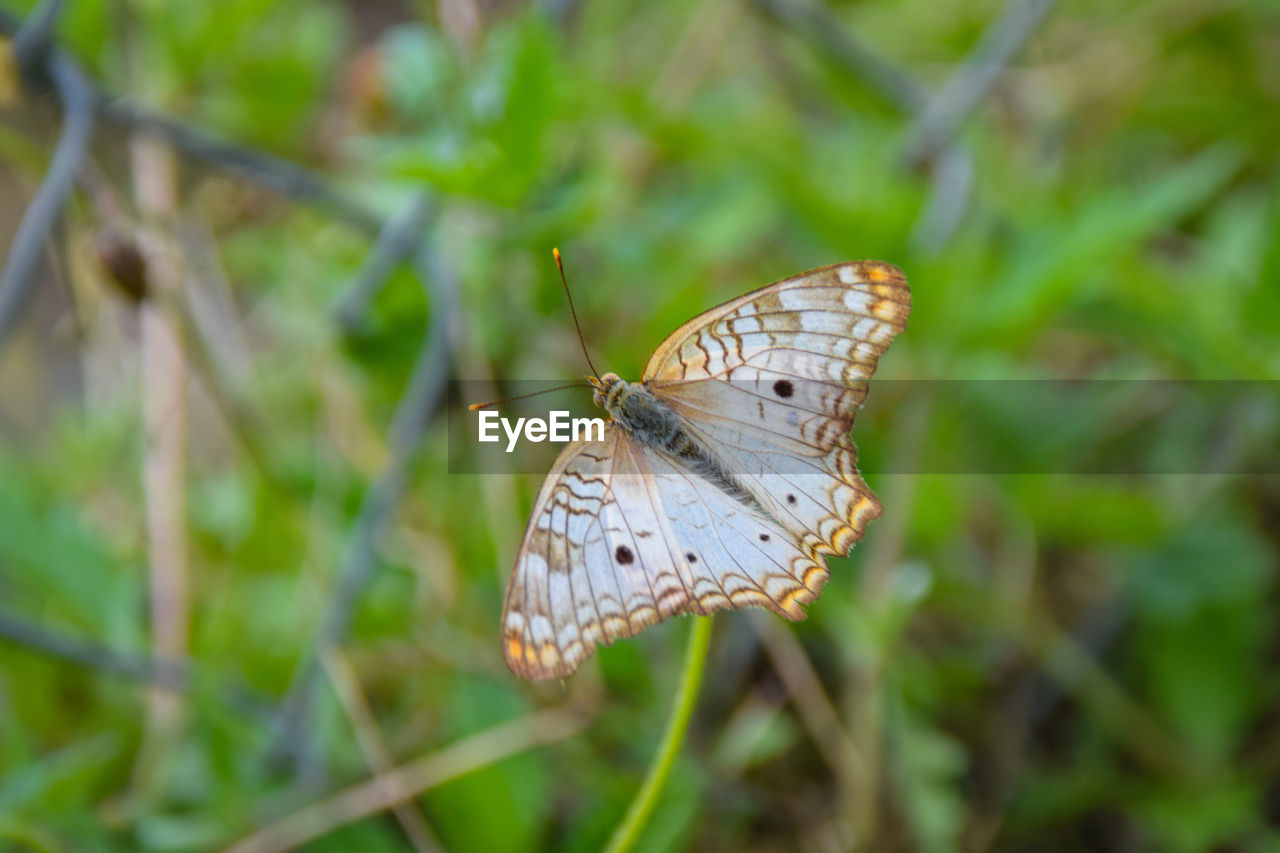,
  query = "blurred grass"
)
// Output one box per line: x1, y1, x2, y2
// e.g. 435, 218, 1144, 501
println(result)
1, 0, 1279, 850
